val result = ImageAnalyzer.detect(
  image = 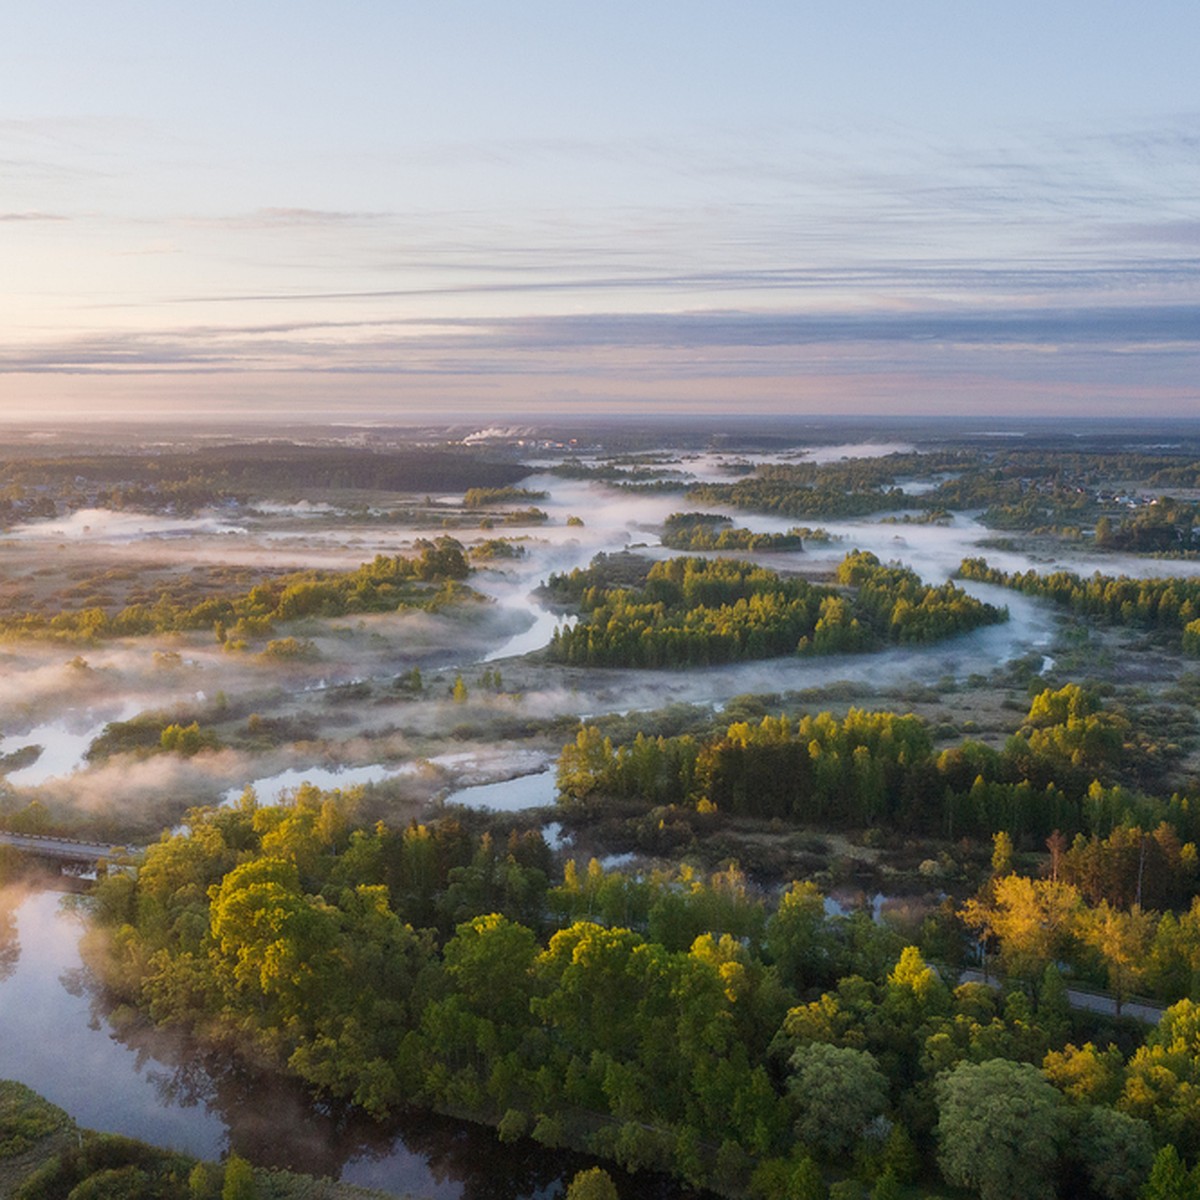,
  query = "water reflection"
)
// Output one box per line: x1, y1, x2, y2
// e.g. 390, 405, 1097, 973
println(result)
442, 770, 556, 812
0, 885, 710, 1199
0, 886, 19, 981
